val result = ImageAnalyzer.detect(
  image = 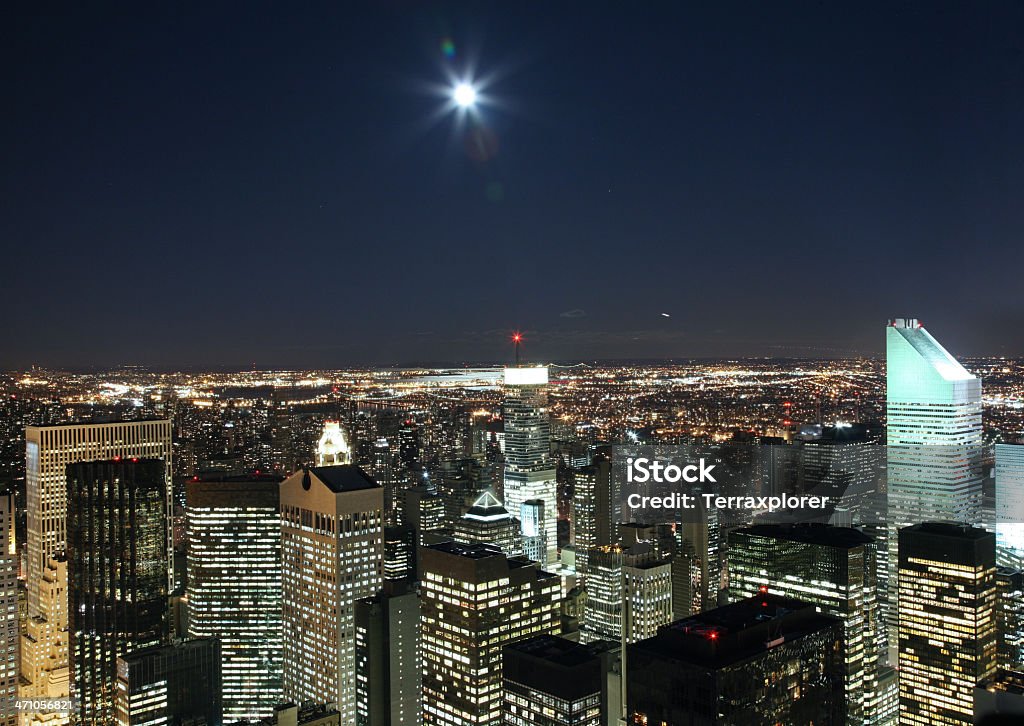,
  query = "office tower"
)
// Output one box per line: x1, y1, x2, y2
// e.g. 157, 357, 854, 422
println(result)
186, 475, 283, 722
382, 525, 416, 582
114, 638, 222, 726
502, 636, 620, 726
354, 585, 422, 726
996, 568, 1024, 670
18, 556, 68, 726
583, 542, 672, 644
627, 595, 845, 725
796, 423, 885, 521
398, 418, 421, 467
318, 421, 352, 466
271, 390, 294, 473
887, 319, 983, 649
671, 518, 710, 619
0, 494, 15, 726
571, 455, 616, 583
502, 367, 558, 567
728, 523, 879, 725
24, 421, 173, 609
280, 465, 383, 726
403, 487, 445, 545
898, 522, 997, 725
519, 500, 546, 562
66, 458, 169, 725
434, 459, 488, 530
995, 443, 1024, 564
420, 542, 562, 726
453, 490, 518, 556
20, 422, 172, 722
